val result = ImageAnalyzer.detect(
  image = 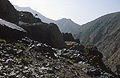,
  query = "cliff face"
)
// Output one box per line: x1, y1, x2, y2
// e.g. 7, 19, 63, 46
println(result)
0, 0, 19, 24
74, 12, 120, 74
18, 11, 66, 48
0, 18, 26, 42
